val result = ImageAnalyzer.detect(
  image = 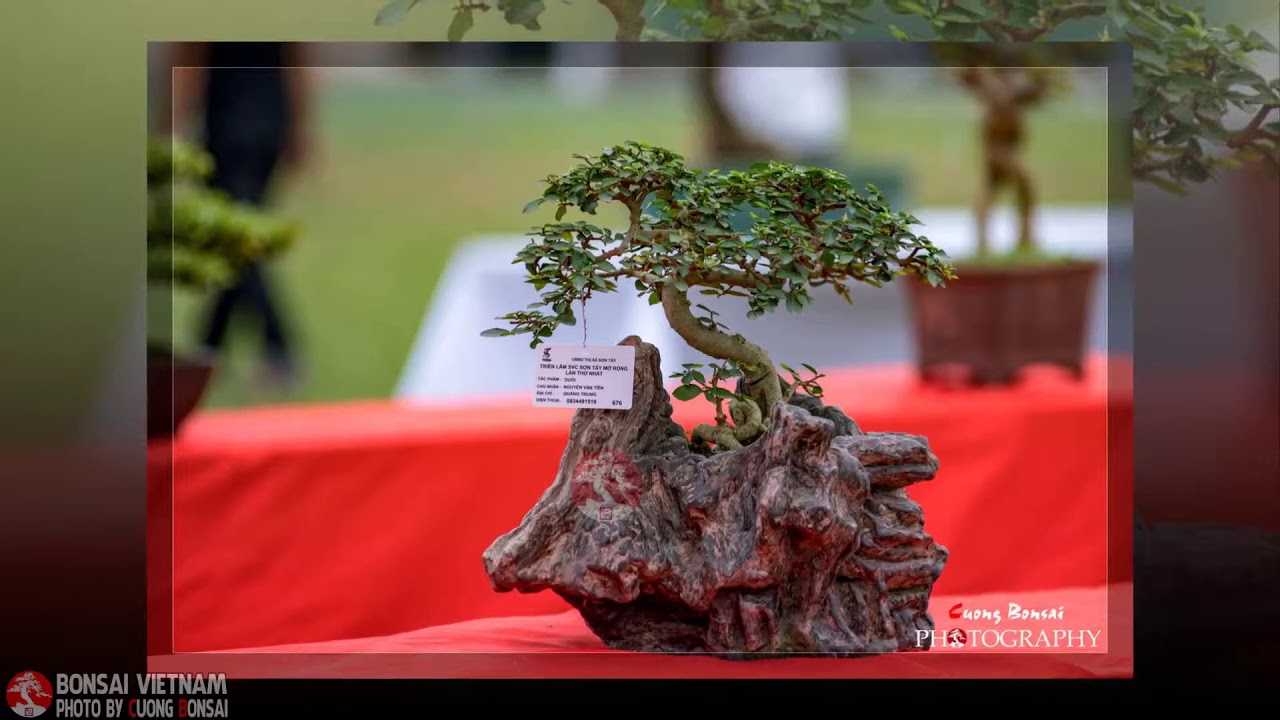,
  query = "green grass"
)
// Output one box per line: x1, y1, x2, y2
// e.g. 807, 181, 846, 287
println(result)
170, 71, 1109, 409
